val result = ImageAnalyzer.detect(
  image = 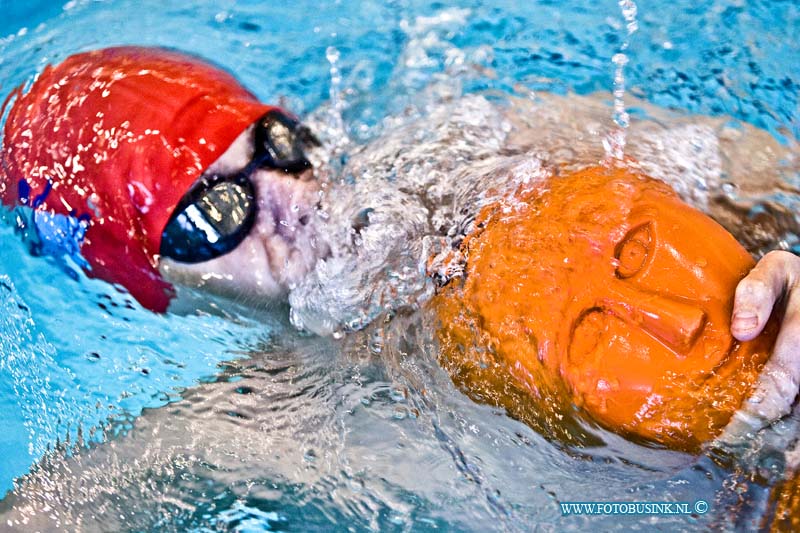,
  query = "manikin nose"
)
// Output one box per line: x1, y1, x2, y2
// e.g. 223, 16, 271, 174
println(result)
599, 281, 707, 355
